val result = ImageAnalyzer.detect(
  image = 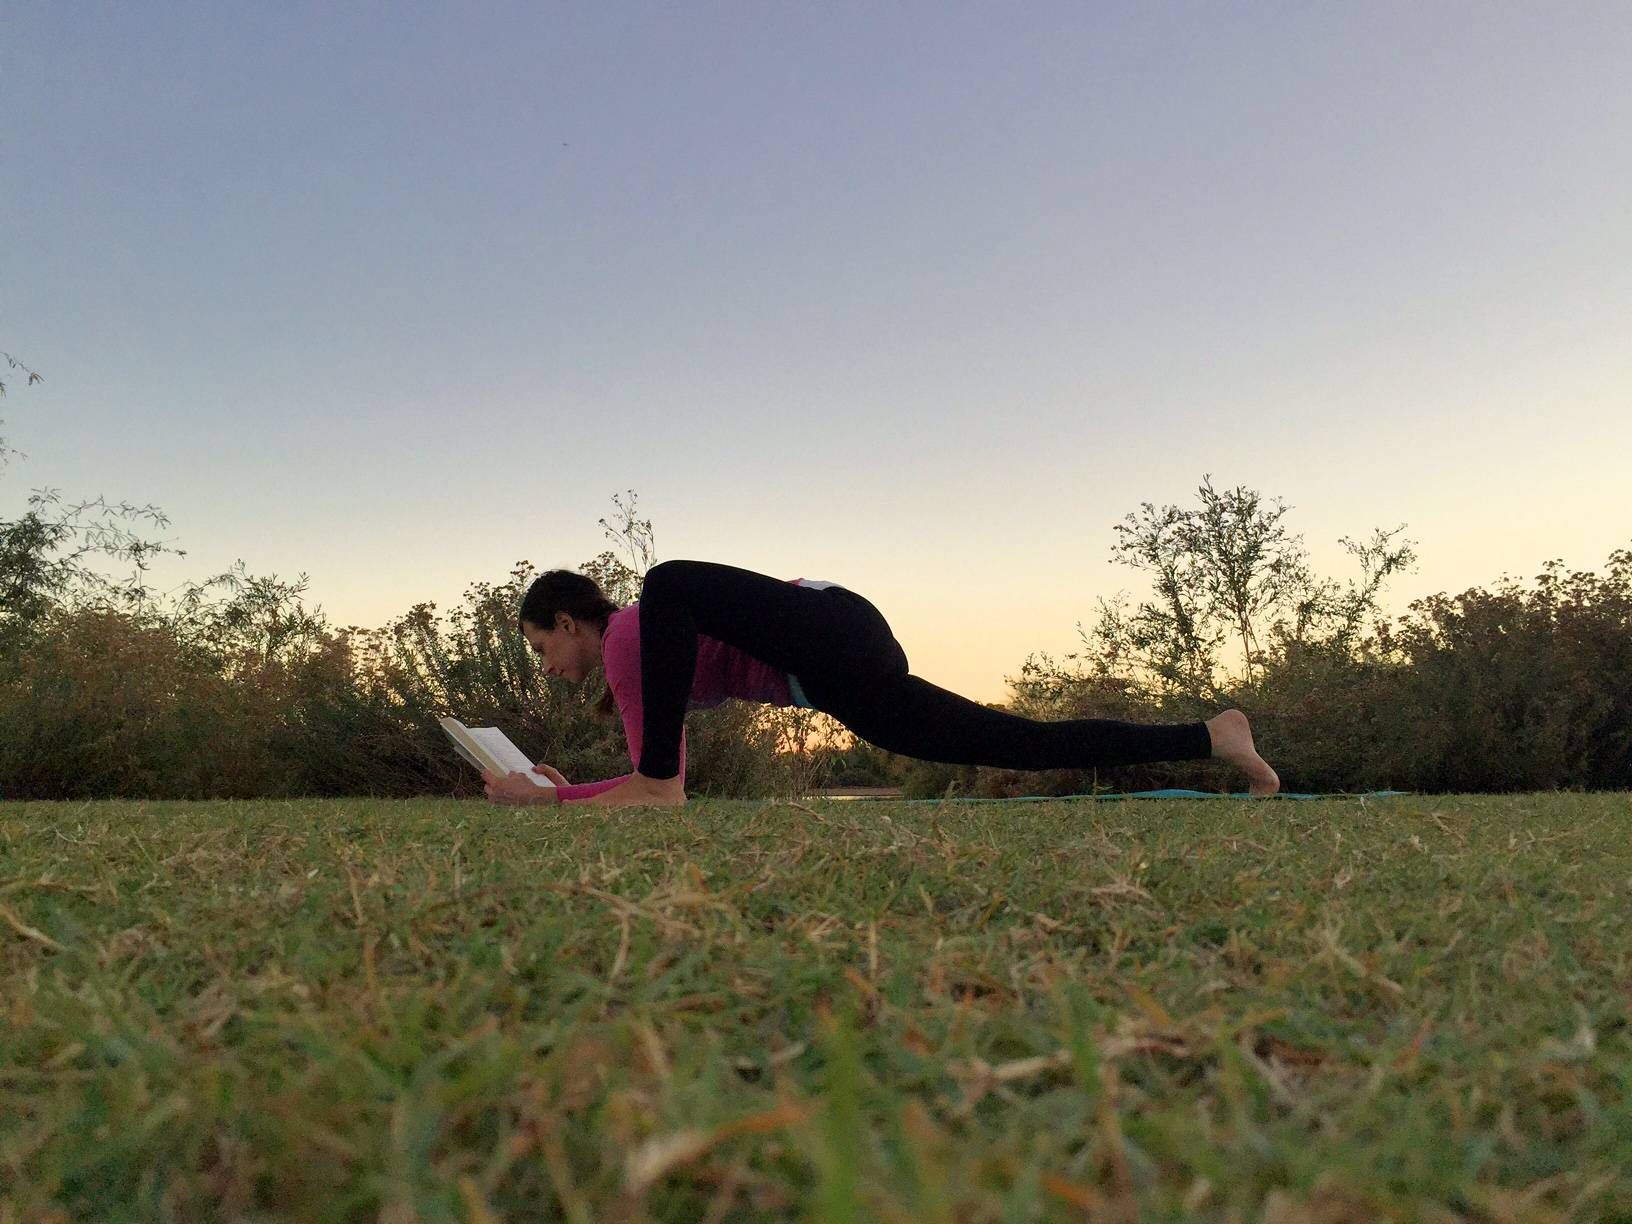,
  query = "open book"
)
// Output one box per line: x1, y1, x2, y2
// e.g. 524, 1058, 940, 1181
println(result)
438, 717, 556, 789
